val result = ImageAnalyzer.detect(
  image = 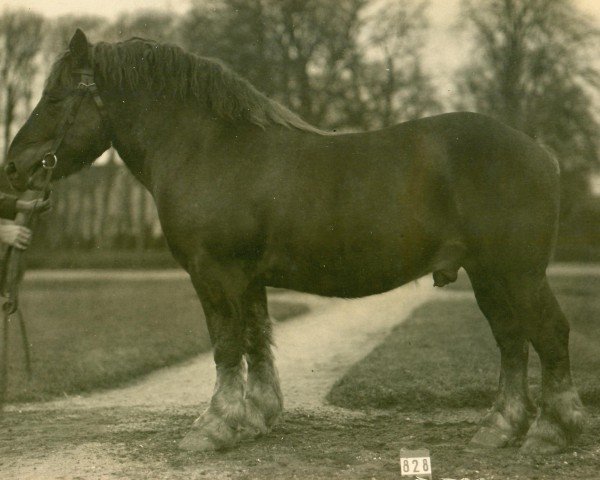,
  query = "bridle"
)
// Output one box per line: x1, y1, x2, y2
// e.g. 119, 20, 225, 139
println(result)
35, 64, 110, 189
